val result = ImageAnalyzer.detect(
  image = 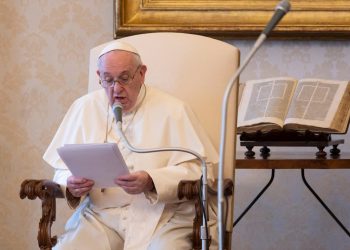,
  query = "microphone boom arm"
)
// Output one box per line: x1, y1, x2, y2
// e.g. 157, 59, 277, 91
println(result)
116, 122, 211, 250
218, 1, 290, 249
